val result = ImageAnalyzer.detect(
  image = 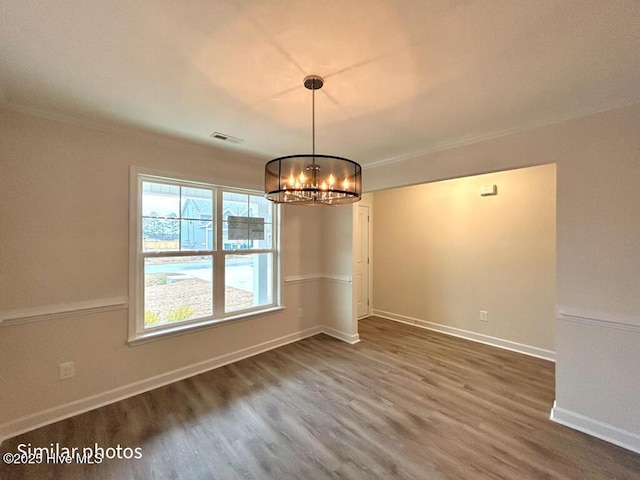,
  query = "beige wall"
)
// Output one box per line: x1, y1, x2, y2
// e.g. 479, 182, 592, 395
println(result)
372, 164, 556, 352
320, 206, 357, 340
282, 204, 324, 277
0, 109, 264, 311
0, 108, 328, 437
366, 103, 640, 452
